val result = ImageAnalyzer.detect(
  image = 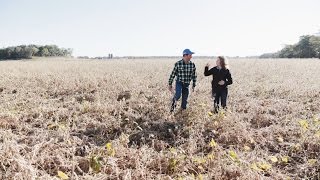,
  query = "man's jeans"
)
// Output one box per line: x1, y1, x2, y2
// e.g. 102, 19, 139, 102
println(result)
170, 81, 189, 112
